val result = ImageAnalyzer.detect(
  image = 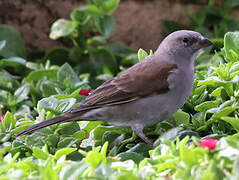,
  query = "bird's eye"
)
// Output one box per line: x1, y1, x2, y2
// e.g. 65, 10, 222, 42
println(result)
183, 38, 189, 43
